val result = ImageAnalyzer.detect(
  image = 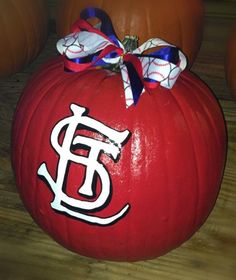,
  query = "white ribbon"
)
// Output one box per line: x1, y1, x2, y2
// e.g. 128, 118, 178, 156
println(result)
57, 31, 187, 108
